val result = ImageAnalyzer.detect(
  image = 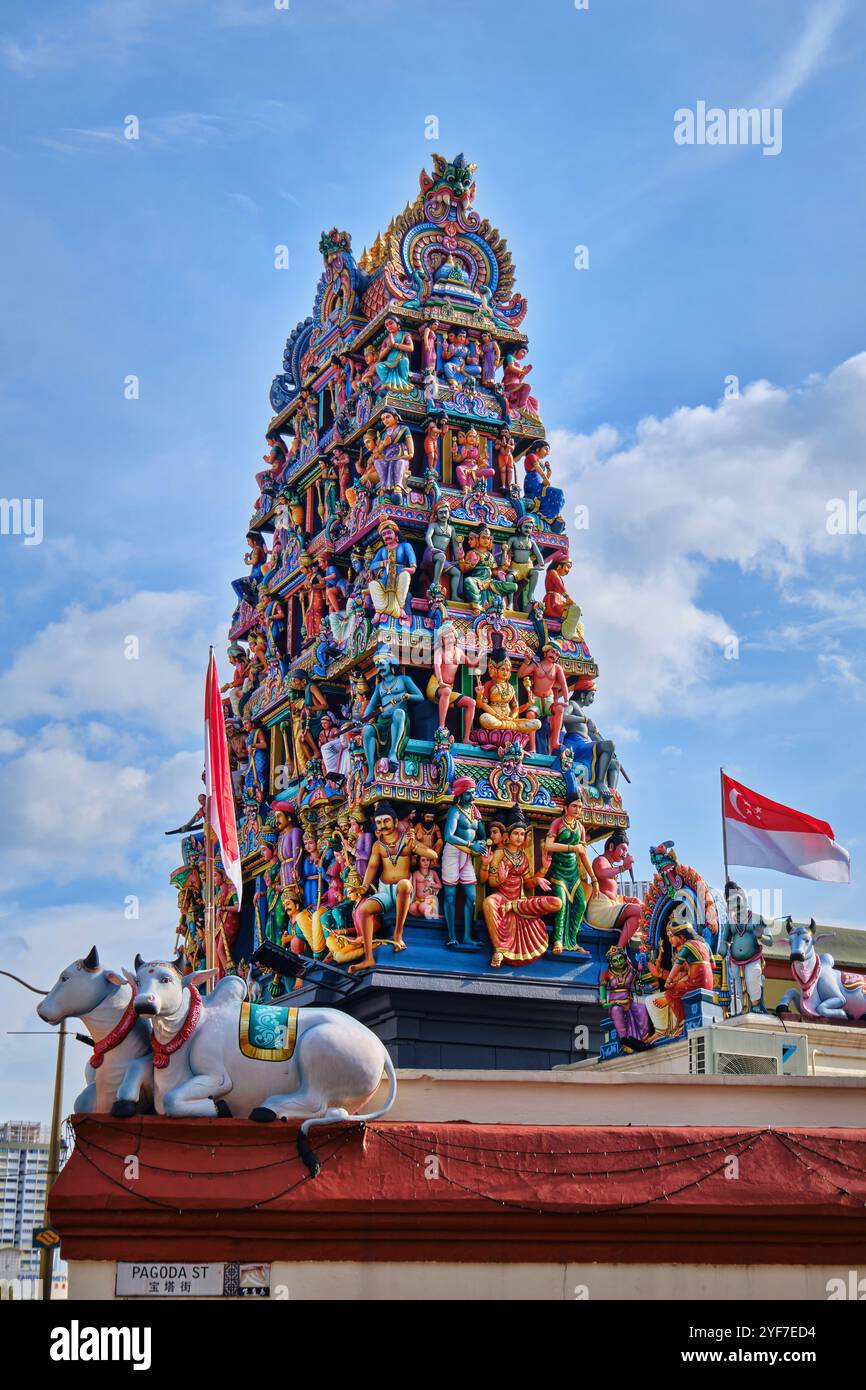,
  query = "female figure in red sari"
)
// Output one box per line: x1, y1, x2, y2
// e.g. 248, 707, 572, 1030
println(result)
481, 810, 560, 967
501, 347, 540, 419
